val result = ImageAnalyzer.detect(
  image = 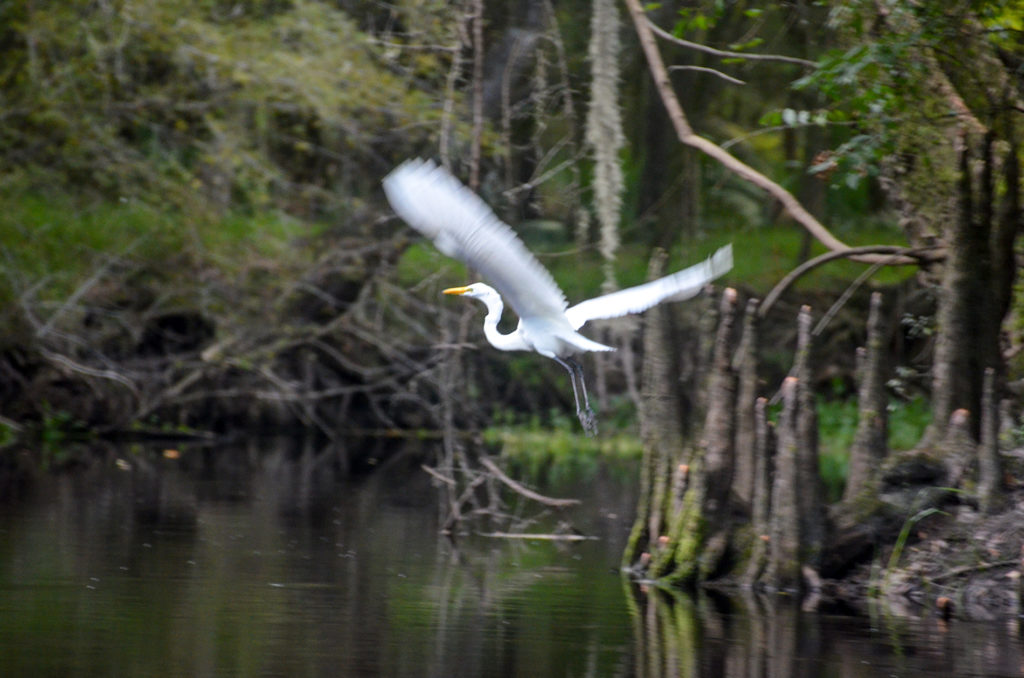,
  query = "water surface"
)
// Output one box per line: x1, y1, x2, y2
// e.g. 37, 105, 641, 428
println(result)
0, 438, 1020, 677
